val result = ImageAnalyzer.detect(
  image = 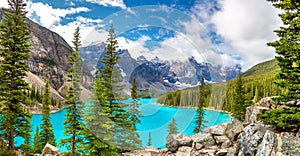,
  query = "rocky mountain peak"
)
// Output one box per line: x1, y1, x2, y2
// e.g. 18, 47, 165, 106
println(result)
0, 8, 93, 98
